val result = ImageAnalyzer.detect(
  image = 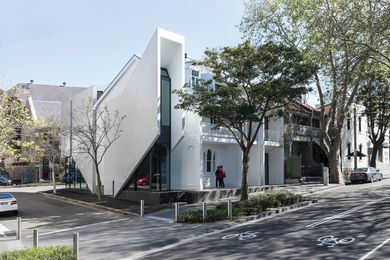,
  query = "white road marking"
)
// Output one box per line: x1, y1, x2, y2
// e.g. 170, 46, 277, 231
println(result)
0, 223, 10, 236
359, 237, 390, 260
123, 204, 311, 260
306, 197, 387, 228
25, 218, 127, 238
